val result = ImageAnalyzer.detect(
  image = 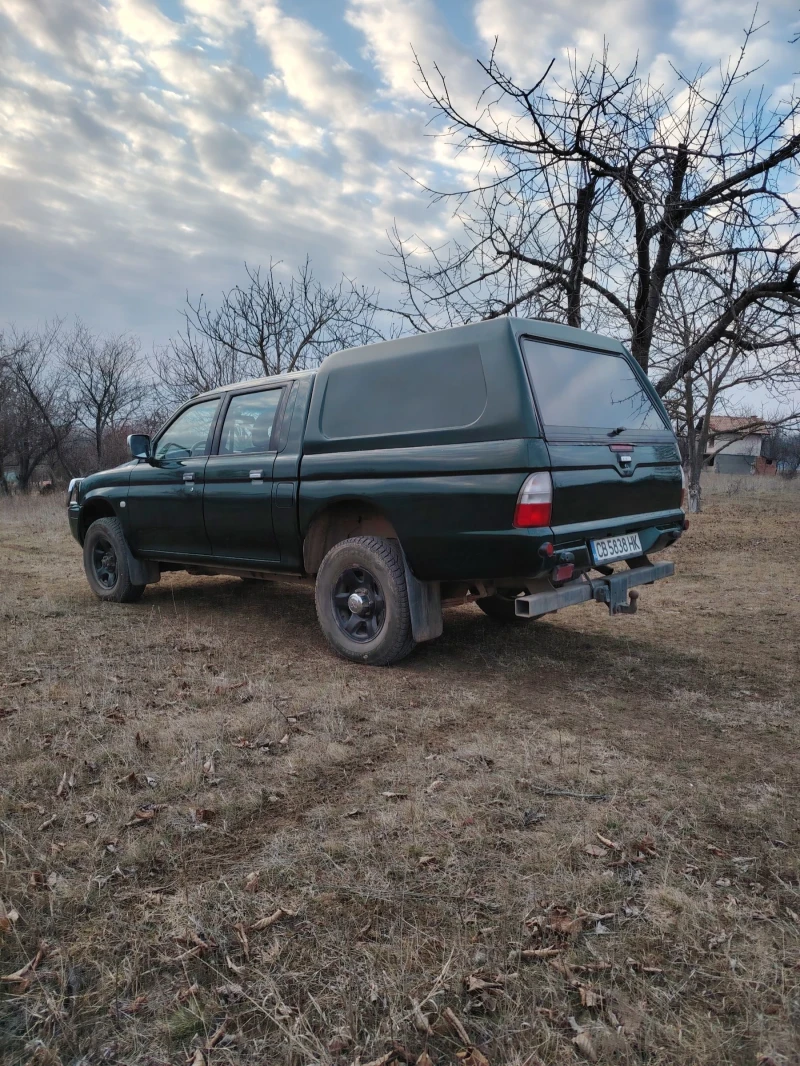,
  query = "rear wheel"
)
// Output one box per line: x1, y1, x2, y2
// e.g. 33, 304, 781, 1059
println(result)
315, 536, 415, 665
475, 589, 533, 624
83, 517, 145, 603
